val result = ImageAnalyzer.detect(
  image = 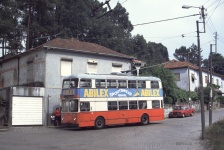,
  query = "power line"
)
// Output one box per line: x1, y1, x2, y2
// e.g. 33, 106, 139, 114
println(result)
121, 0, 128, 4
203, 0, 214, 6
206, 0, 220, 8
133, 14, 200, 26
206, 0, 222, 22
